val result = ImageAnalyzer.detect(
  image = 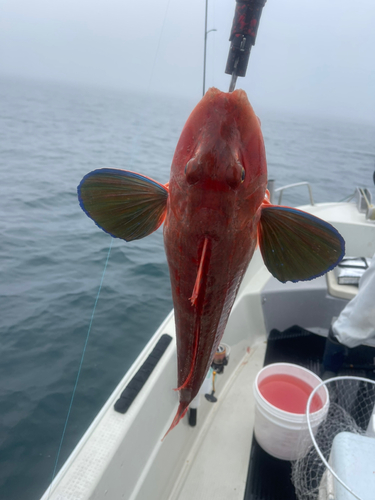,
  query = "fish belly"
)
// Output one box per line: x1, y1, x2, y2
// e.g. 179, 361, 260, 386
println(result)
164, 220, 257, 410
